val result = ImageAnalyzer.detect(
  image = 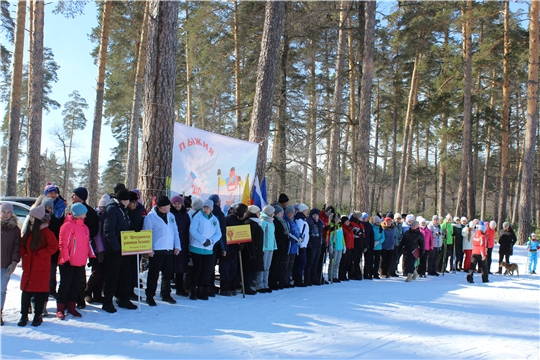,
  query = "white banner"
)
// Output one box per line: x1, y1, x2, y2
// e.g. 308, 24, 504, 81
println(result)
171, 123, 259, 208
